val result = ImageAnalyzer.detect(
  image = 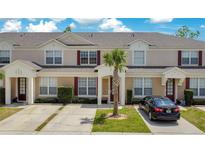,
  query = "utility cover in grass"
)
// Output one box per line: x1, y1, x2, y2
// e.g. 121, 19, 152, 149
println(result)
92, 107, 151, 133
